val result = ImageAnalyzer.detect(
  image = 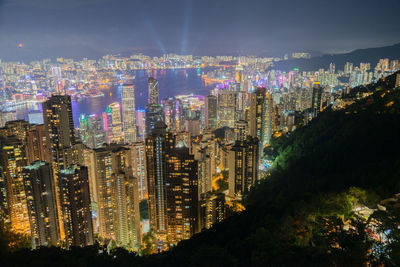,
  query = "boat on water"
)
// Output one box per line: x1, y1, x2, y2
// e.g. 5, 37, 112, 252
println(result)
89, 92, 105, 98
